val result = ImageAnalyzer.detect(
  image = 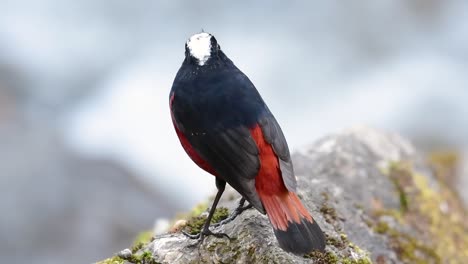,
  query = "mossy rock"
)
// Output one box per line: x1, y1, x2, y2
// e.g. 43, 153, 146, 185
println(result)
371, 161, 468, 263
96, 127, 467, 263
